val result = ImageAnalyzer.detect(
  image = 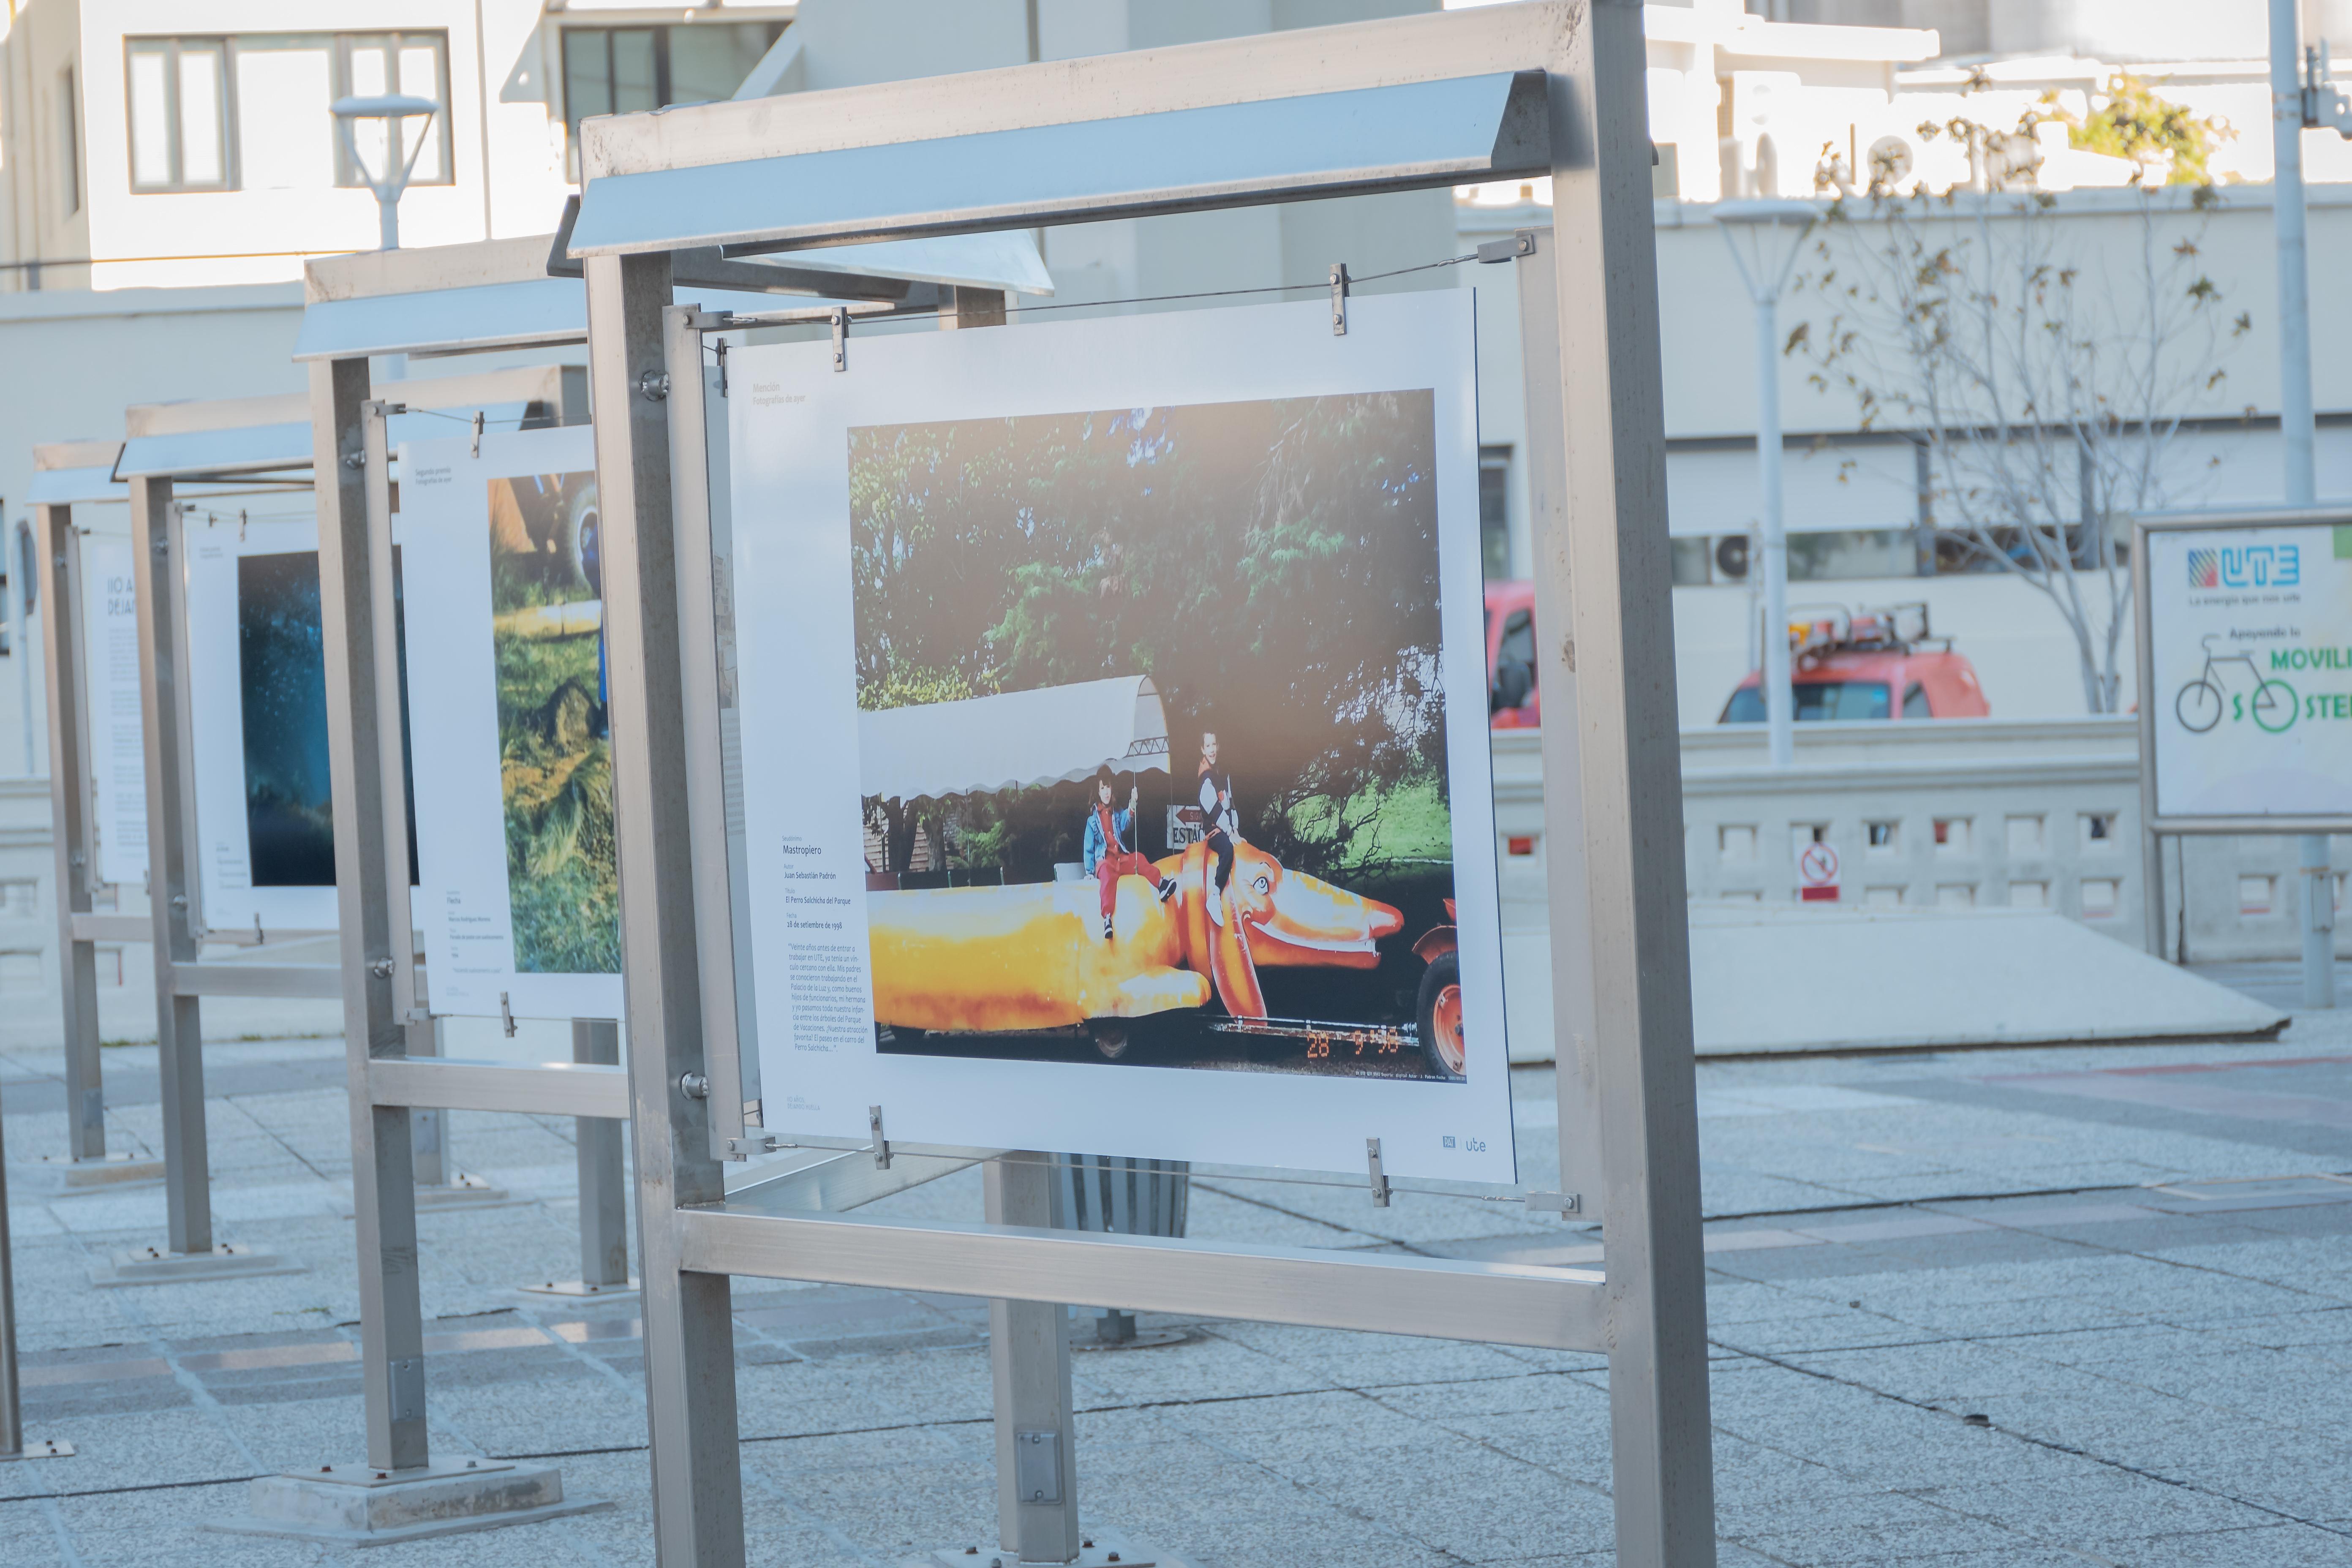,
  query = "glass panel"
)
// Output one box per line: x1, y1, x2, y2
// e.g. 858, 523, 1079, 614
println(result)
127, 44, 172, 187
665, 22, 781, 105
1478, 445, 1509, 580
1901, 681, 1930, 719
1788, 528, 1917, 582
398, 42, 444, 181
1722, 682, 1892, 723
344, 35, 393, 183
176, 44, 226, 184
234, 38, 334, 191
563, 30, 613, 125
1670, 536, 1710, 585
611, 29, 659, 114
